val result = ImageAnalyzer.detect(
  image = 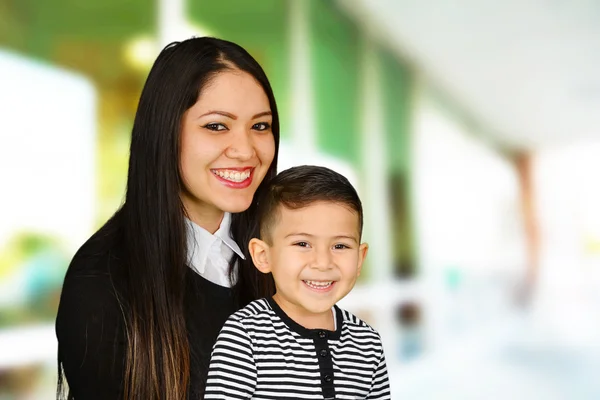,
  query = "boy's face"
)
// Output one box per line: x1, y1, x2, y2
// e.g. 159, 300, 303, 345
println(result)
249, 201, 368, 327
